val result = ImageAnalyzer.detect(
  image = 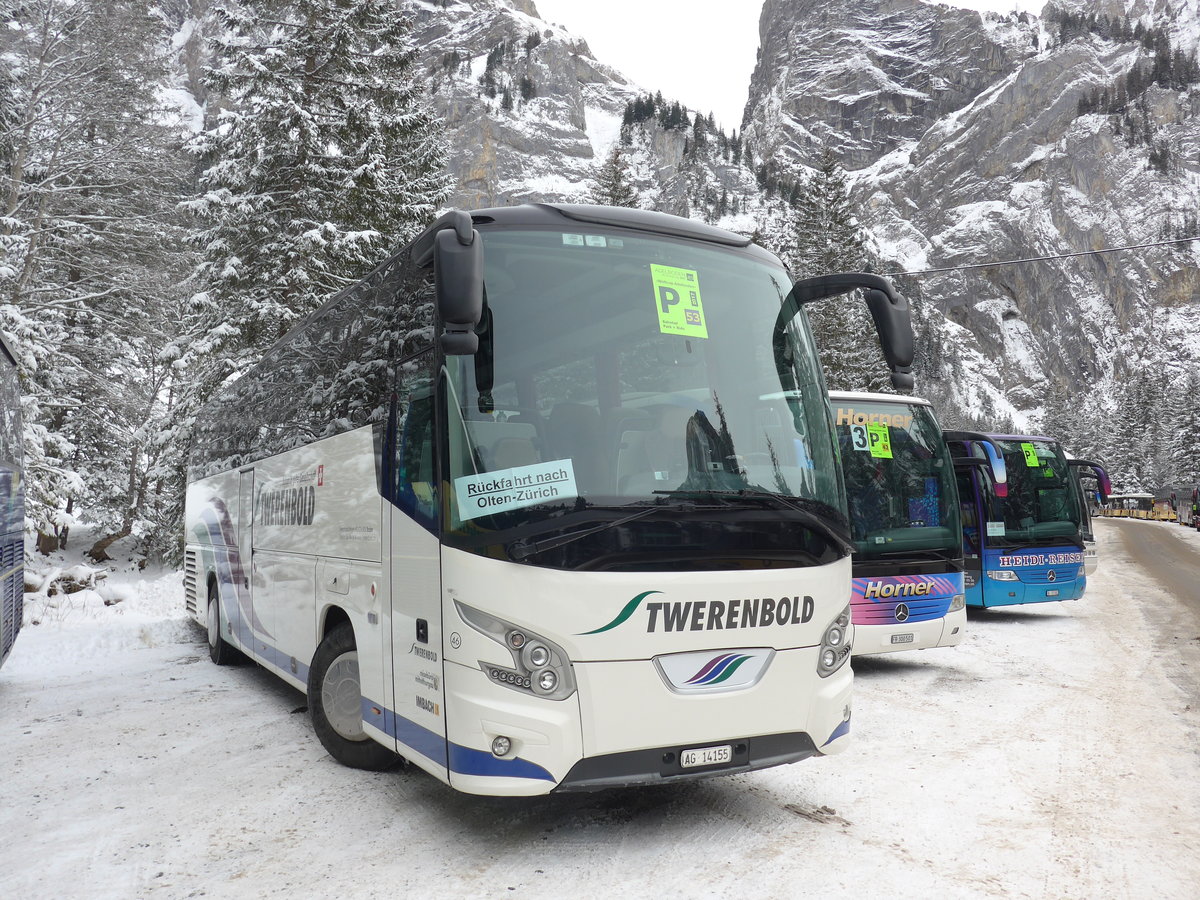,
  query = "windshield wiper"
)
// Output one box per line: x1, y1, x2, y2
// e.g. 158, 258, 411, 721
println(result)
507, 504, 673, 561
868, 547, 957, 561
652, 488, 855, 554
